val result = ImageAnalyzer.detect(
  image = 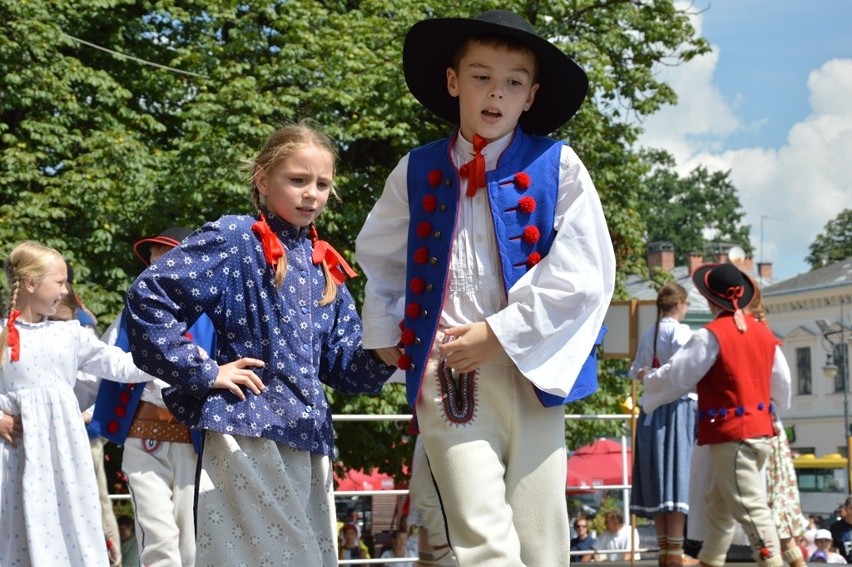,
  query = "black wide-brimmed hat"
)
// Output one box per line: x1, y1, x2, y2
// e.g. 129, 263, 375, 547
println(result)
403, 9, 589, 136
133, 226, 192, 265
692, 263, 755, 313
